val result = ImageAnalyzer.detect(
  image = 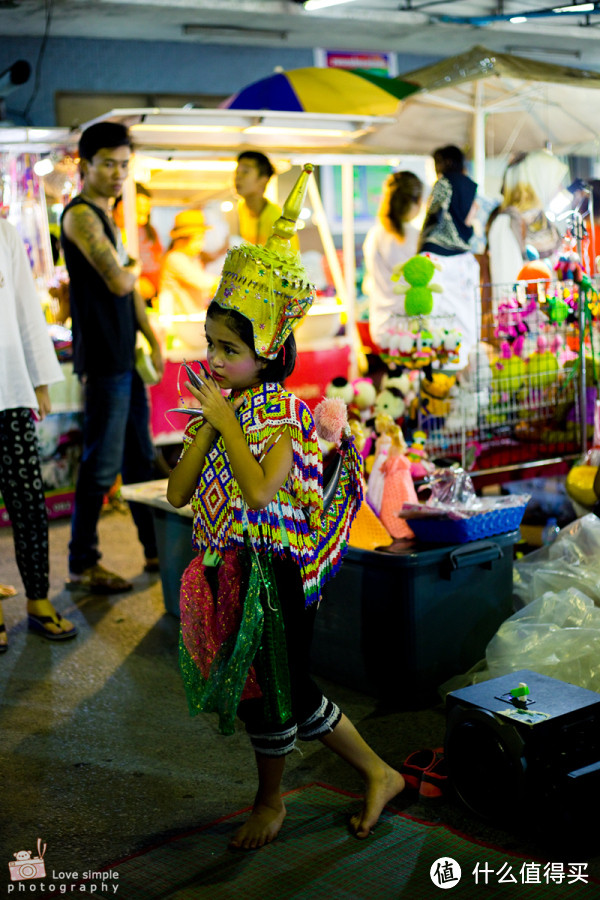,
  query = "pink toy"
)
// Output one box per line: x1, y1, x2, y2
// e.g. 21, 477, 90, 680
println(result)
314, 396, 349, 445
